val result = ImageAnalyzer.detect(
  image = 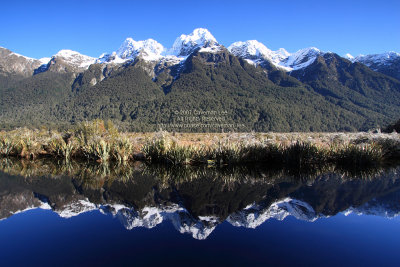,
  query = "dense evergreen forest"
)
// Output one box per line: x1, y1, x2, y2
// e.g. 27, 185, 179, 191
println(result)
1, 48, 399, 132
